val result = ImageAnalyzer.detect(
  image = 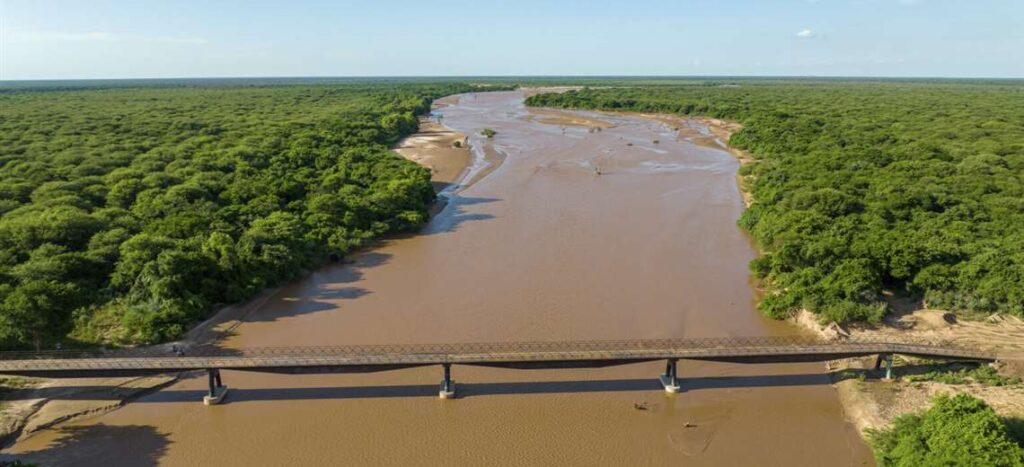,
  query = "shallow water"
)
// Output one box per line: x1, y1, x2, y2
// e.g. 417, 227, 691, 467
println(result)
5, 90, 872, 466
